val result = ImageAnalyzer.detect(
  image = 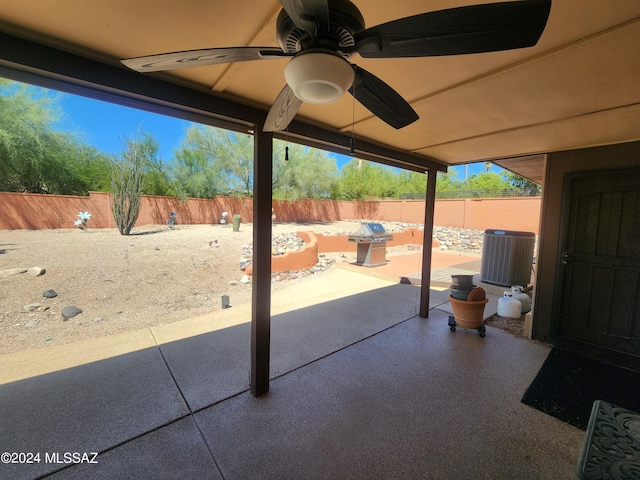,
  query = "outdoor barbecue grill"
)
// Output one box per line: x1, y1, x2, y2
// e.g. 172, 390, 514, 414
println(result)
348, 222, 394, 267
